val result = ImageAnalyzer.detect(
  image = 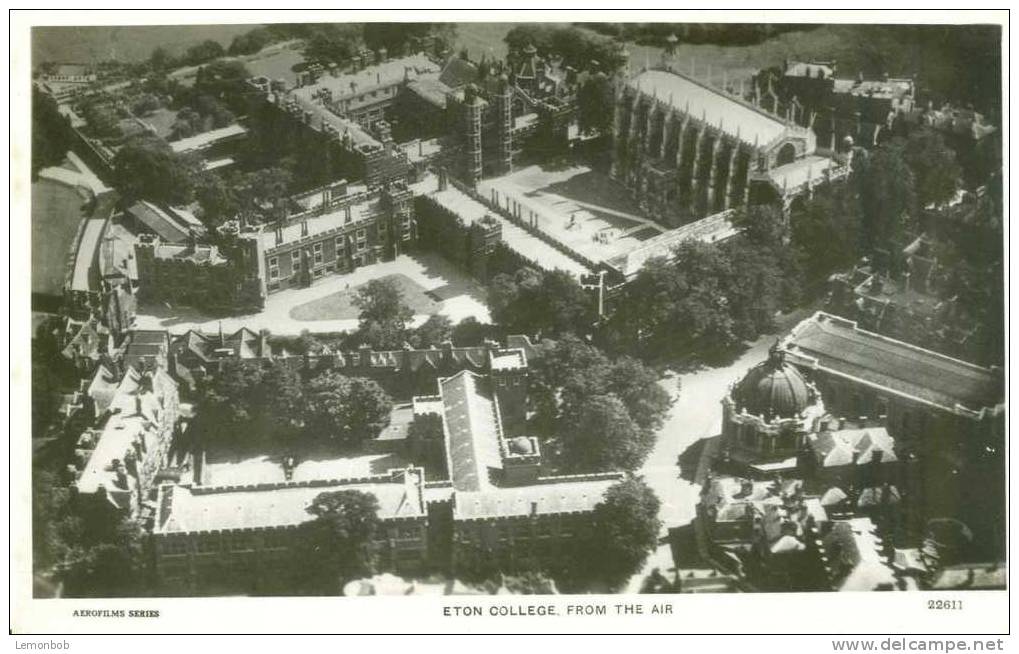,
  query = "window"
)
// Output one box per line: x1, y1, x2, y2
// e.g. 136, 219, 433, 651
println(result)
356, 229, 367, 240
313, 242, 323, 265
268, 257, 279, 280
334, 236, 345, 257
291, 250, 301, 273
